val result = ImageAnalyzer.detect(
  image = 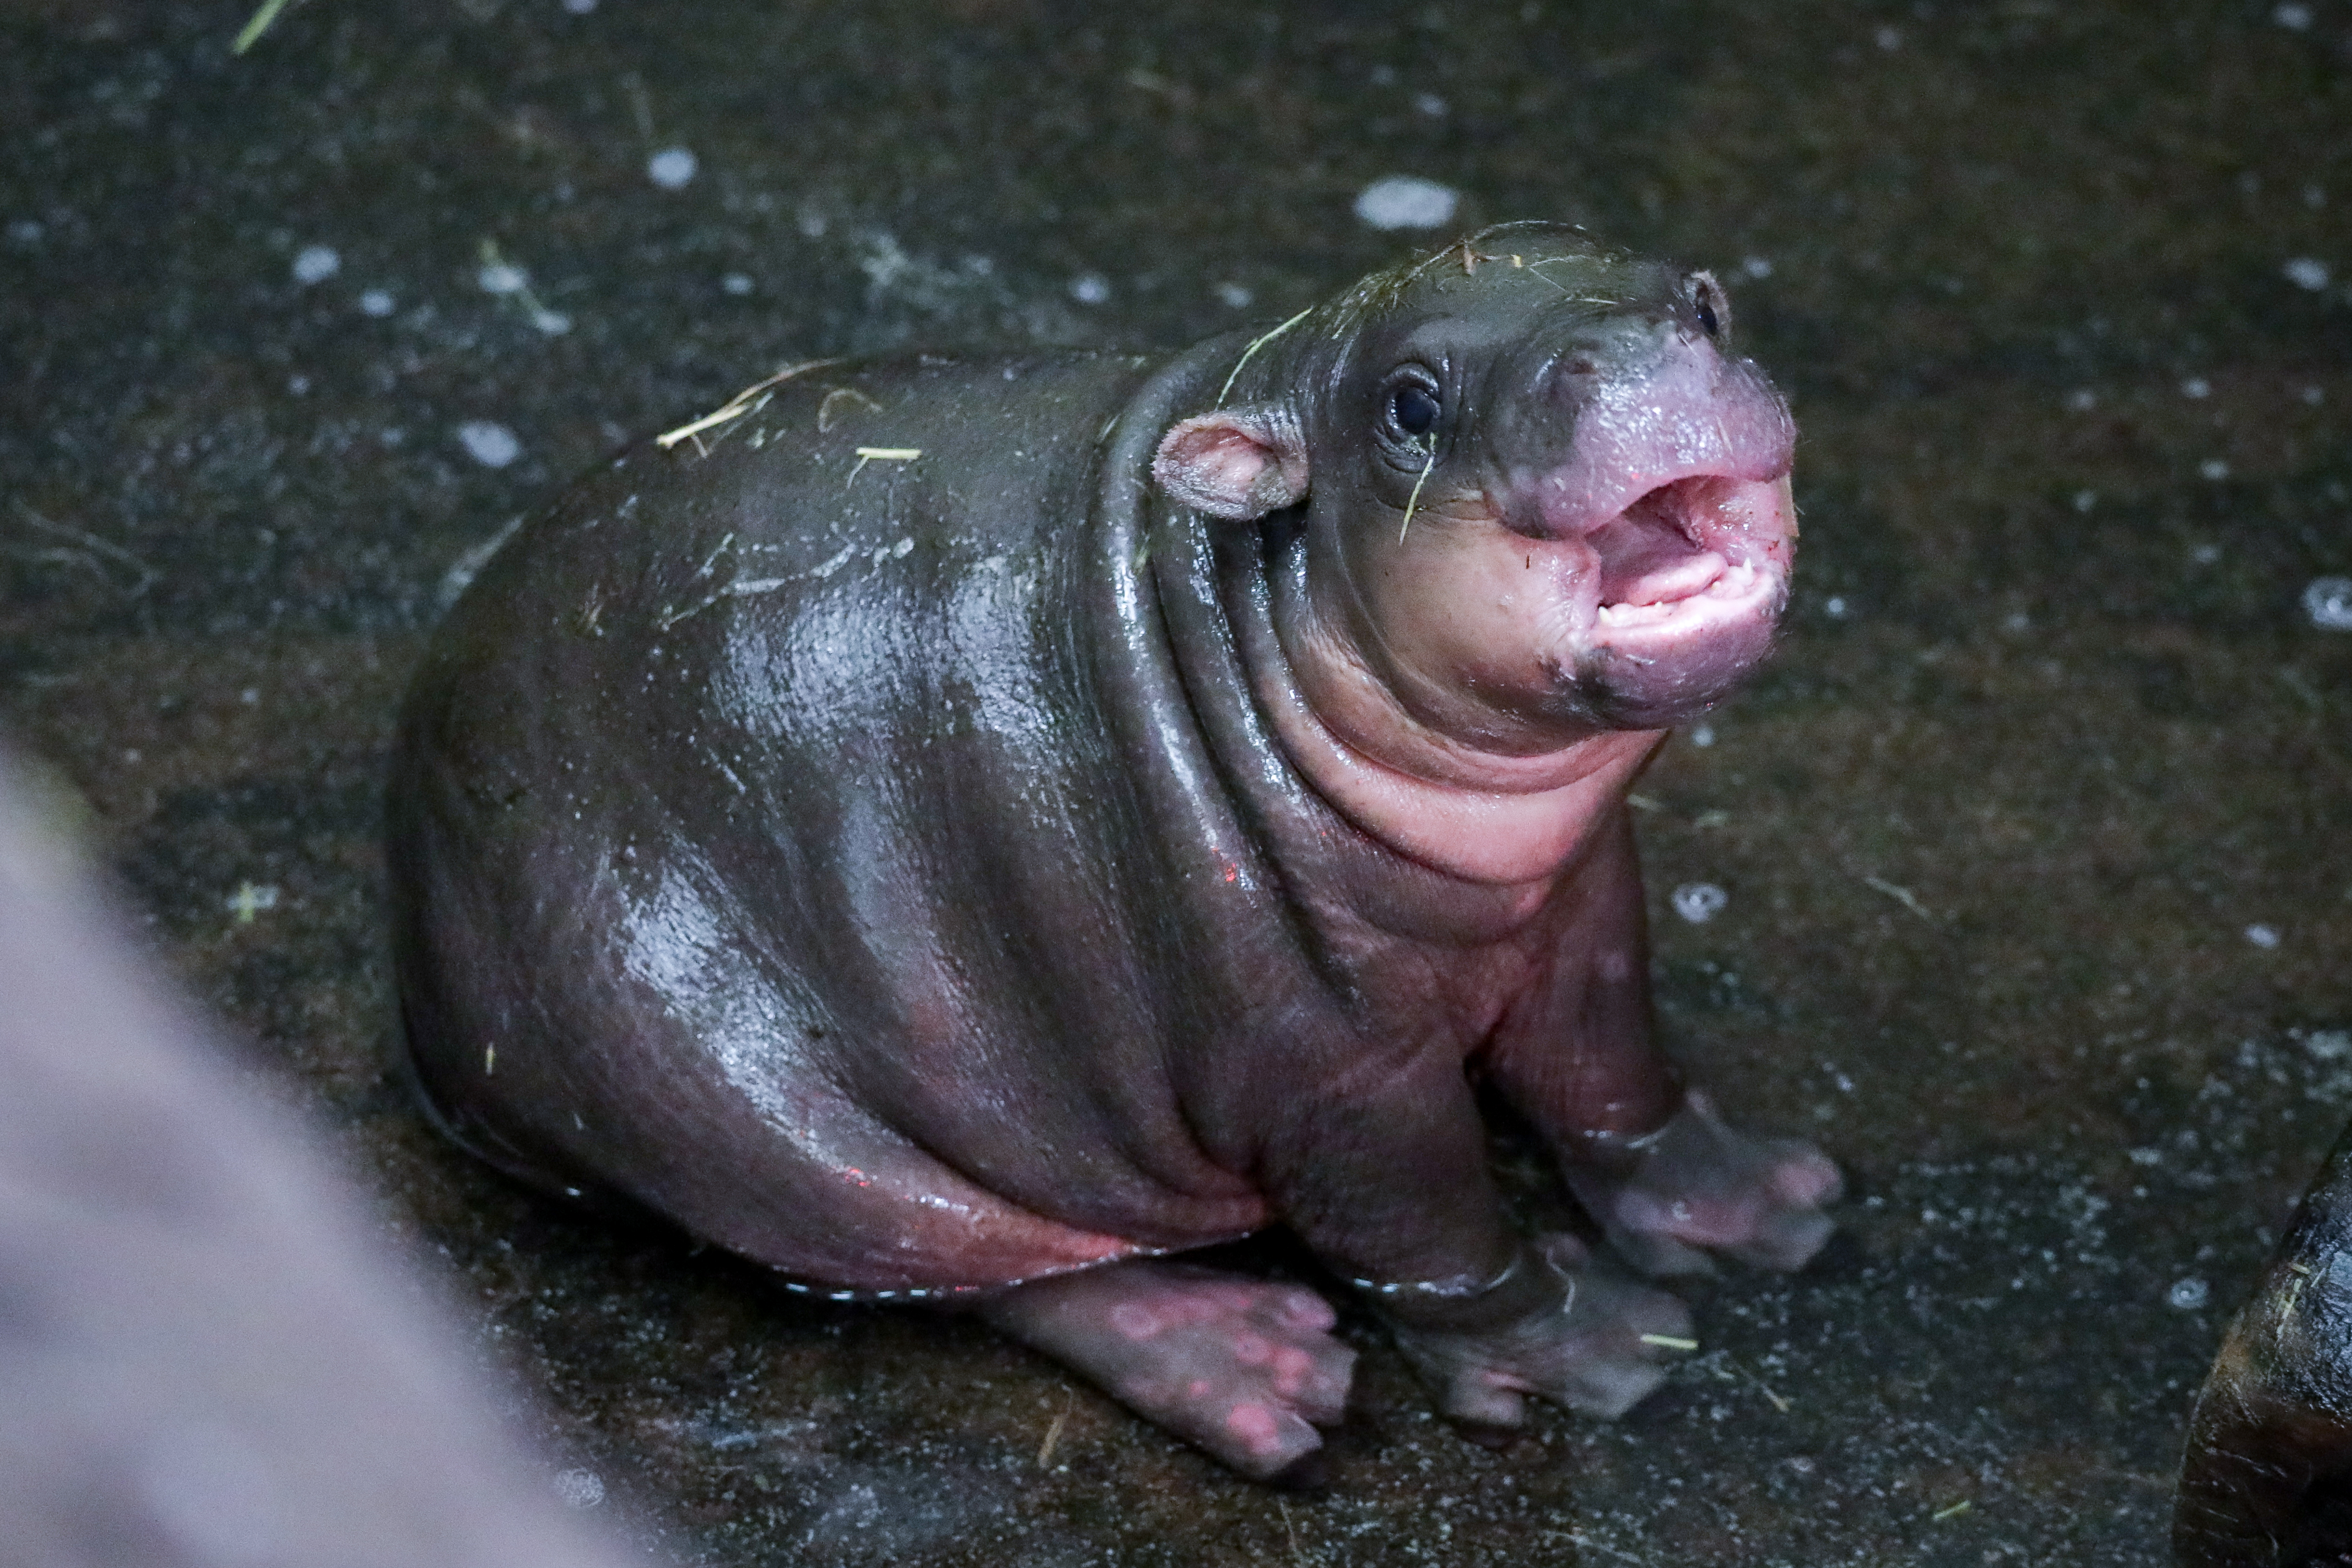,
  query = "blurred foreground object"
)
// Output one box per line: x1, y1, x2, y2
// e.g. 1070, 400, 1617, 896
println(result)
0, 749, 642, 1568
2176, 1123, 2352, 1567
